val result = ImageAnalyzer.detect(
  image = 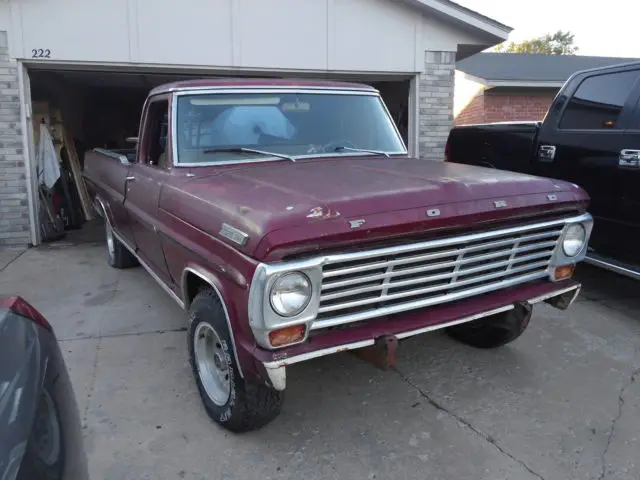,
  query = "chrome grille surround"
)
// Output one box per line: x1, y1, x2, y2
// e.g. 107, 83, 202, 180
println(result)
248, 212, 593, 349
